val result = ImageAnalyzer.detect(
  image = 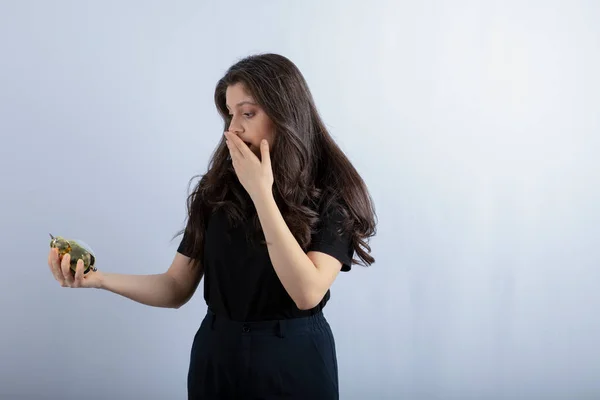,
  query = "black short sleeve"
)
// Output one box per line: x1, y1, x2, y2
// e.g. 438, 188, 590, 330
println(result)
307, 205, 354, 272
177, 230, 193, 258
